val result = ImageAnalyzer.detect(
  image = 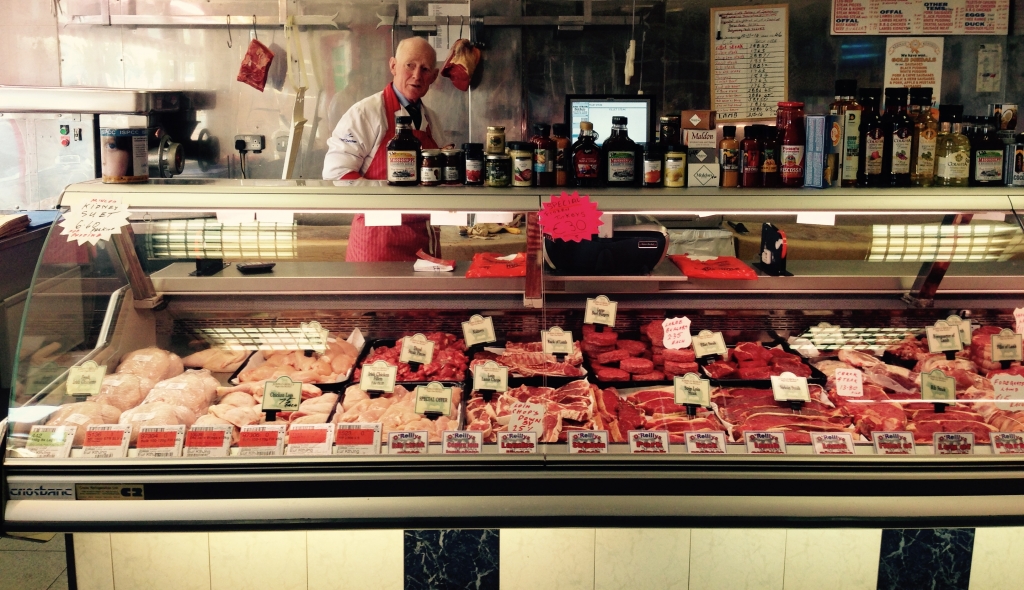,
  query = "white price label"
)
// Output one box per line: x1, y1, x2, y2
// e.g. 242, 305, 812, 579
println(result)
662, 317, 692, 350
334, 423, 381, 455
25, 426, 76, 459
388, 431, 429, 455
684, 431, 727, 454
991, 329, 1023, 363
400, 333, 436, 365
584, 295, 618, 327
66, 361, 106, 396
59, 196, 131, 245
692, 330, 728, 358
872, 431, 916, 455
472, 360, 509, 392
81, 424, 131, 459
541, 327, 574, 355
359, 360, 398, 393
442, 431, 483, 454
934, 432, 974, 455
770, 372, 811, 402
498, 431, 538, 454
628, 430, 669, 453
992, 374, 1024, 411
136, 425, 186, 458
811, 432, 855, 455
926, 320, 963, 353
744, 431, 787, 454
462, 315, 497, 346
238, 424, 286, 457
567, 430, 609, 454
674, 373, 711, 407
184, 425, 232, 457
834, 368, 863, 397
